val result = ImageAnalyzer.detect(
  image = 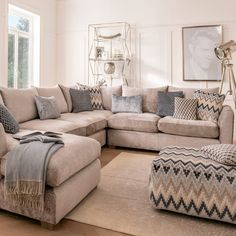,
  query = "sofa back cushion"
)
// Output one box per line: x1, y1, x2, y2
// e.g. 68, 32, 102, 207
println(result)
168, 86, 219, 99
58, 84, 77, 112
122, 86, 168, 113
0, 87, 39, 123
101, 85, 122, 110
36, 86, 68, 113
